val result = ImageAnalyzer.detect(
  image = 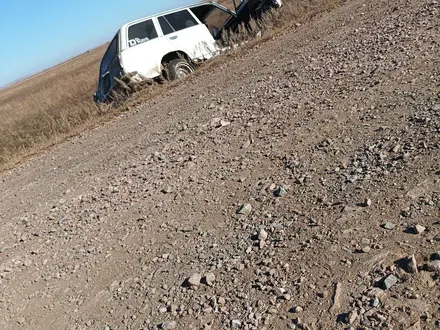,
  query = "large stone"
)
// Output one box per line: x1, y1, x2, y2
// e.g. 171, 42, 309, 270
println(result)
406, 254, 418, 273
382, 274, 399, 290
370, 297, 380, 307
414, 225, 426, 234
187, 273, 202, 287
290, 306, 303, 313
237, 204, 252, 215
383, 222, 396, 230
